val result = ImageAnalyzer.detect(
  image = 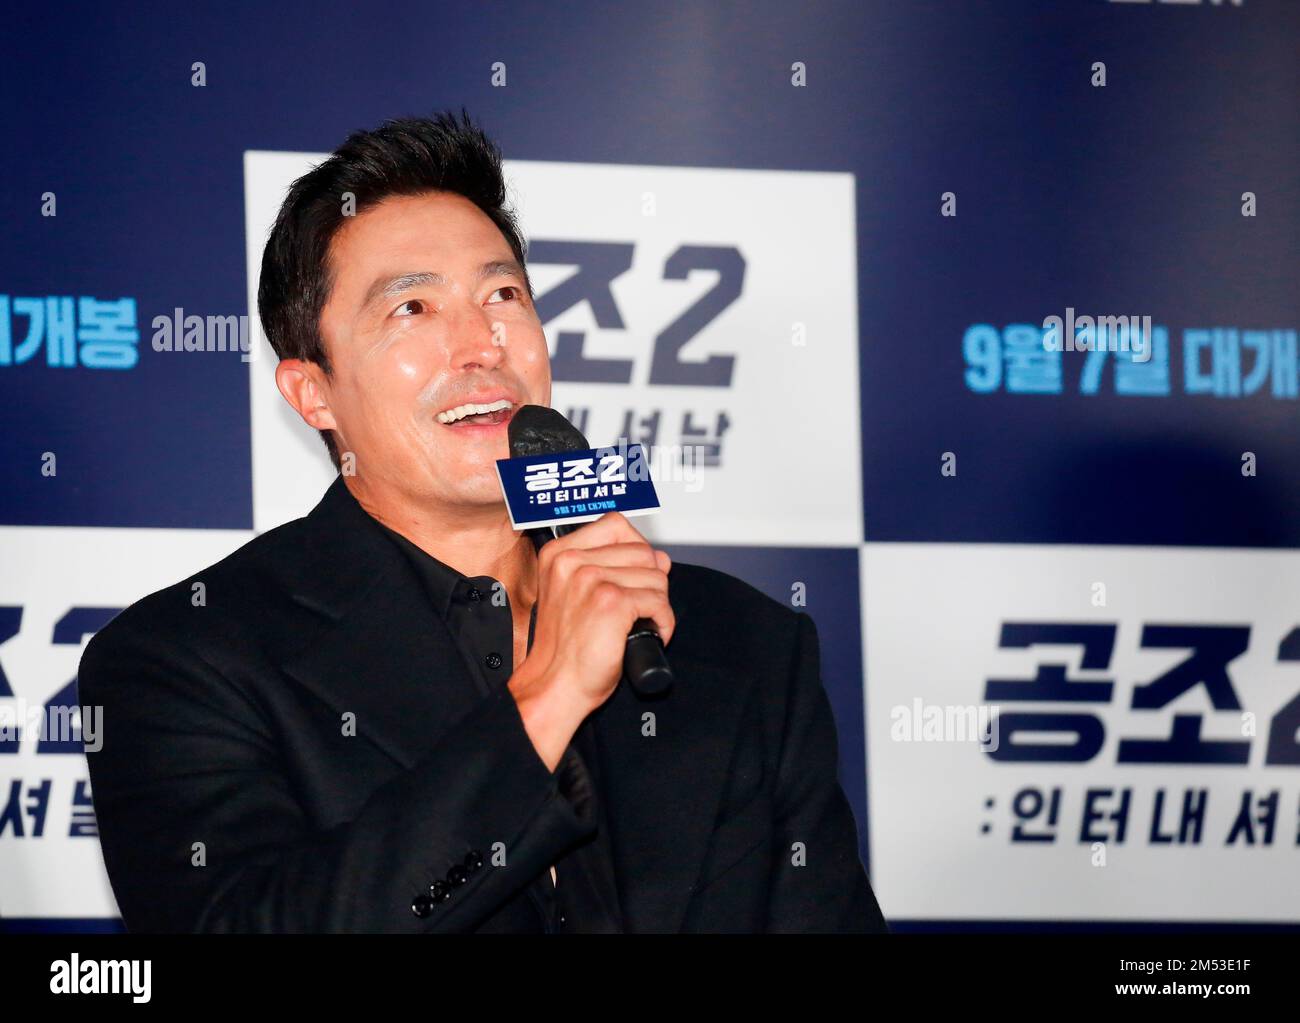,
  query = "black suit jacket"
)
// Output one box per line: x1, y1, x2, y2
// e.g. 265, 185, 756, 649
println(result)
77, 475, 888, 933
